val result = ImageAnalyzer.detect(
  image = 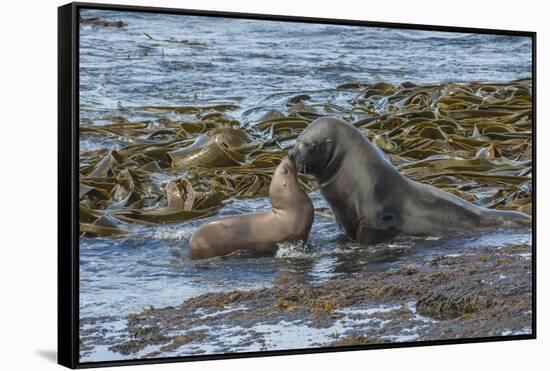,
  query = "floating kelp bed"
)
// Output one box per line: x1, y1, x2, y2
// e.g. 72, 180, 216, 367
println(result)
79, 79, 532, 237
